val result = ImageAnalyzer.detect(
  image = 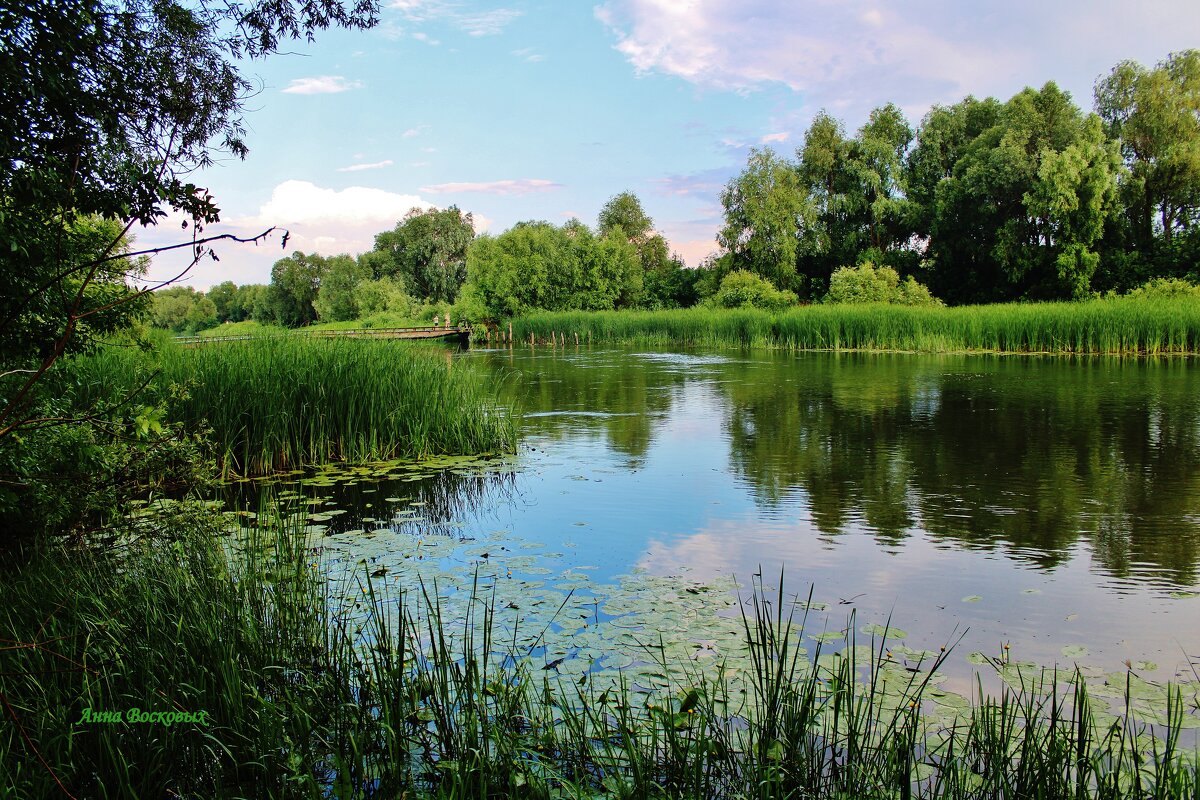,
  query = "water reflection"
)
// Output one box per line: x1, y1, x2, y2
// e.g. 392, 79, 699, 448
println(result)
480, 347, 1200, 587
